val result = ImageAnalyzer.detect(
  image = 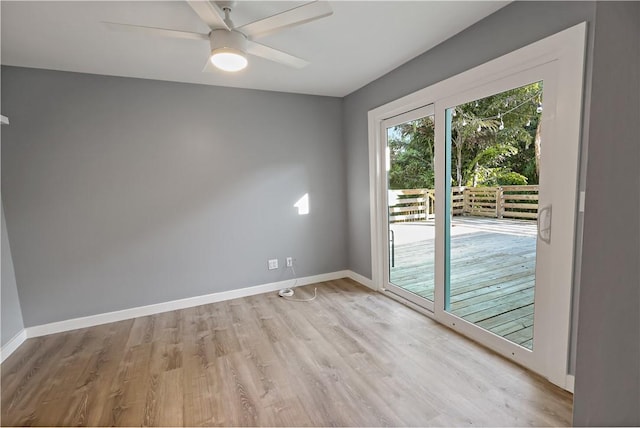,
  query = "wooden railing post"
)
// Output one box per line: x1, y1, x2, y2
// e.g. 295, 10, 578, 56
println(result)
427, 189, 435, 220
497, 187, 504, 219
463, 187, 470, 215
